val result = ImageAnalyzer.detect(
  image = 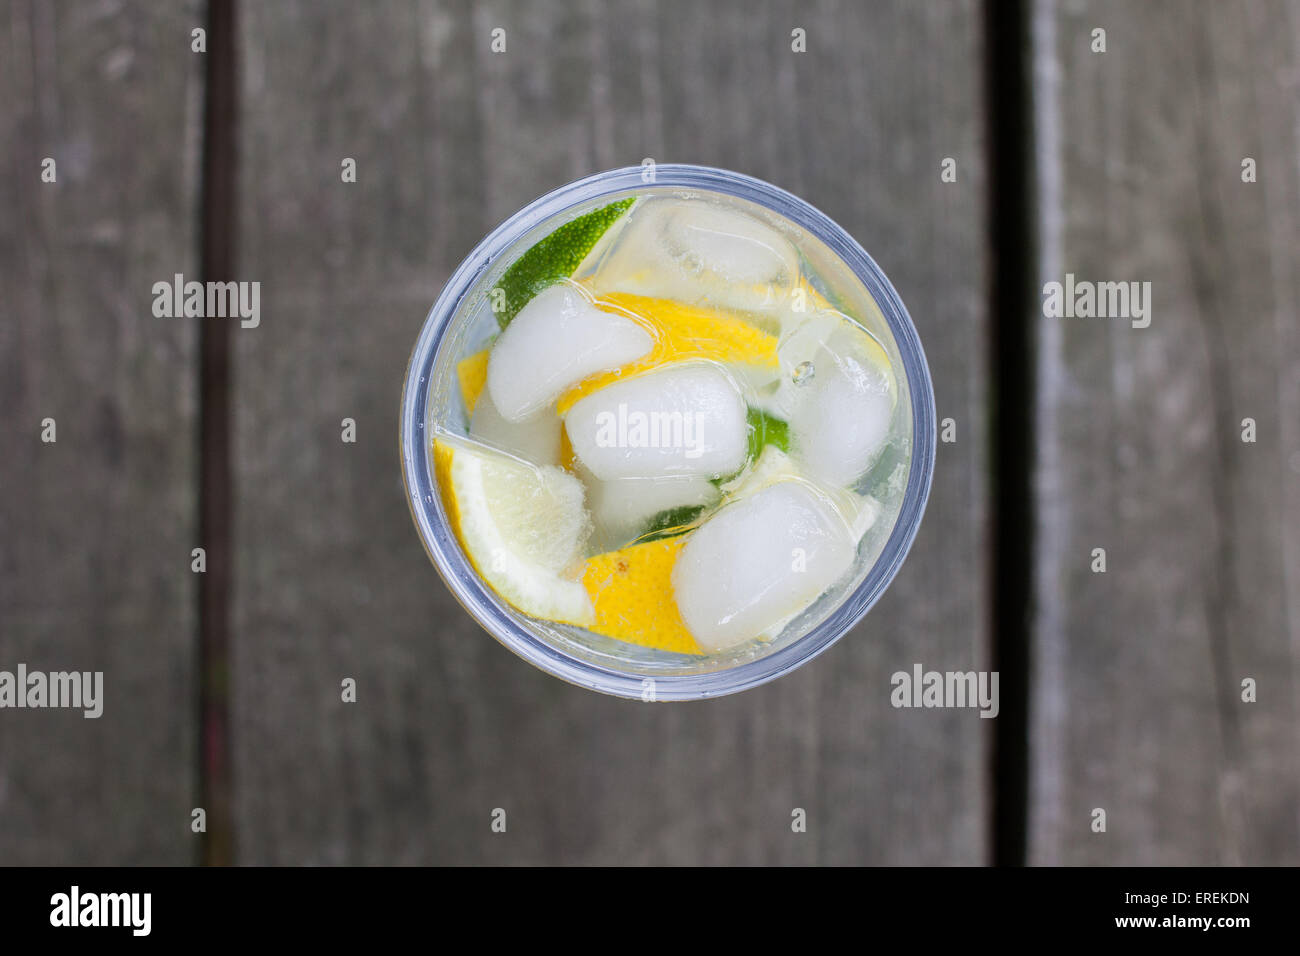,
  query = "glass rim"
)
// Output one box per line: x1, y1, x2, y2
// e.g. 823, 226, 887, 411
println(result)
400, 164, 936, 700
